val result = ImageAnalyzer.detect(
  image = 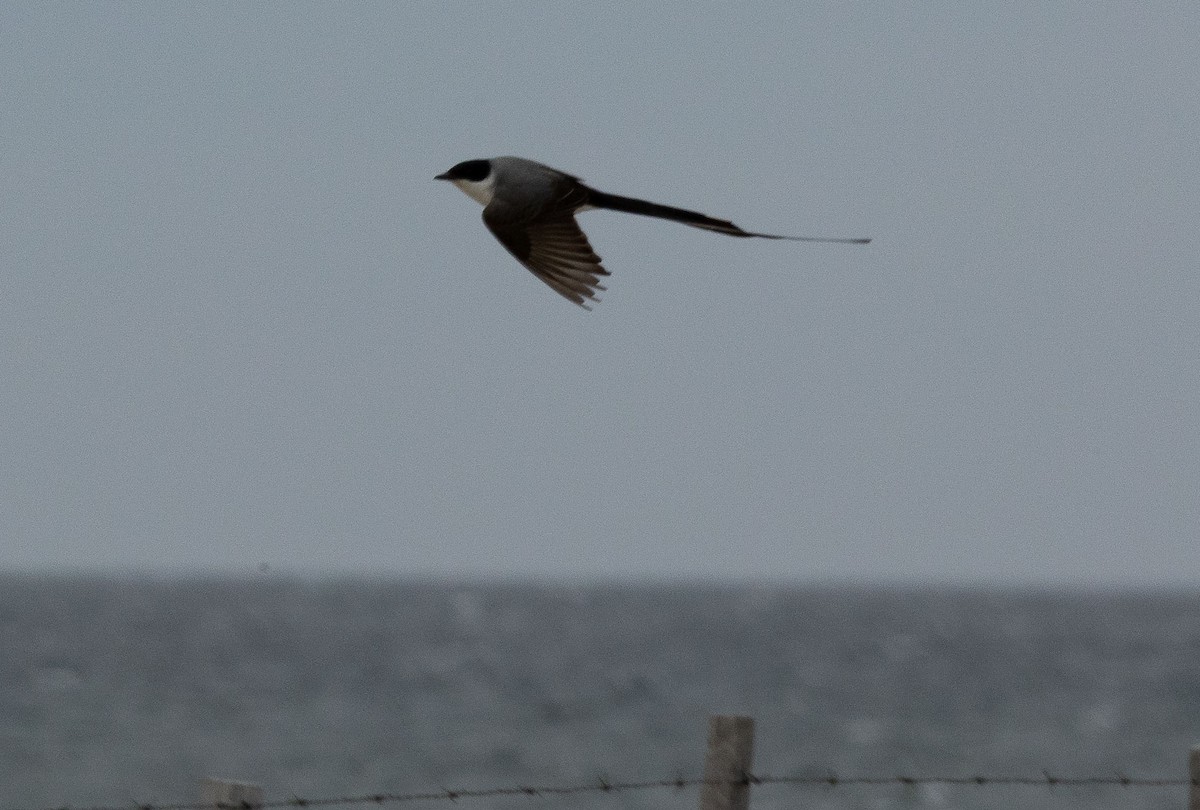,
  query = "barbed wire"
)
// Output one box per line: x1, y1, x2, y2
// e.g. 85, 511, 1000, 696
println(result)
14, 771, 1199, 810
